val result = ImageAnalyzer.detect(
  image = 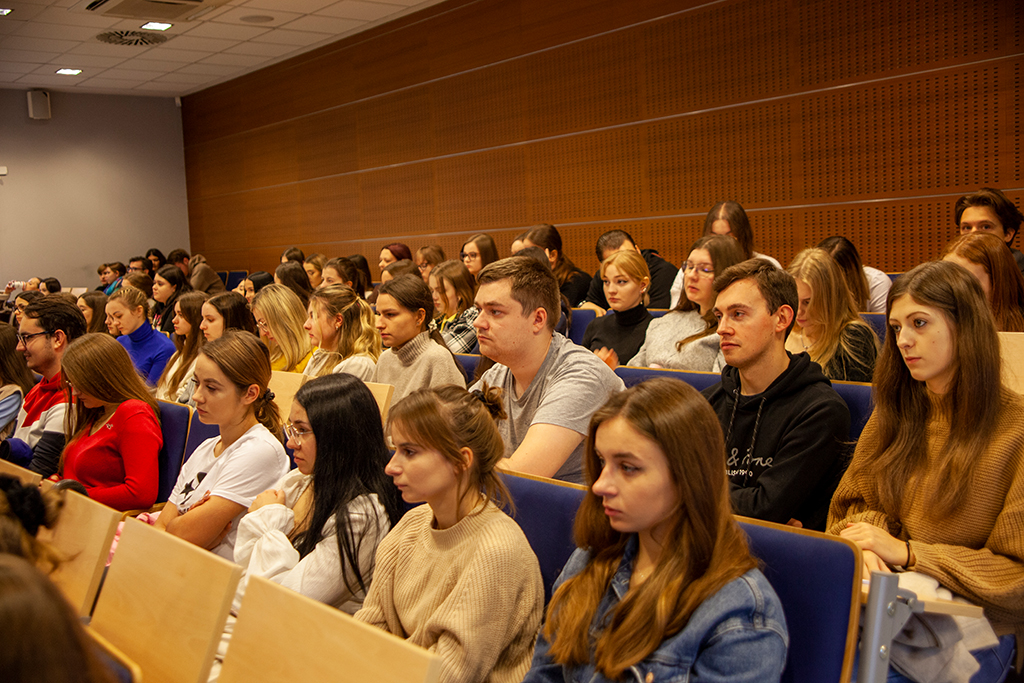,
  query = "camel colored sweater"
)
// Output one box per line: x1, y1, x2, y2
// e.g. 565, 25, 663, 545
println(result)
372, 331, 465, 408
354, 501, 543, 683
827, 389, 1024, 660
